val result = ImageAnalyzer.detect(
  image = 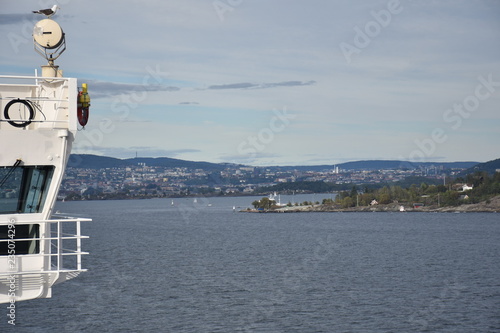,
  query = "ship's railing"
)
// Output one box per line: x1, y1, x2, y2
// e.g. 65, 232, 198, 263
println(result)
0, 74, 69, 83
0, 74, 77, 131
0, 217, 90, 276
